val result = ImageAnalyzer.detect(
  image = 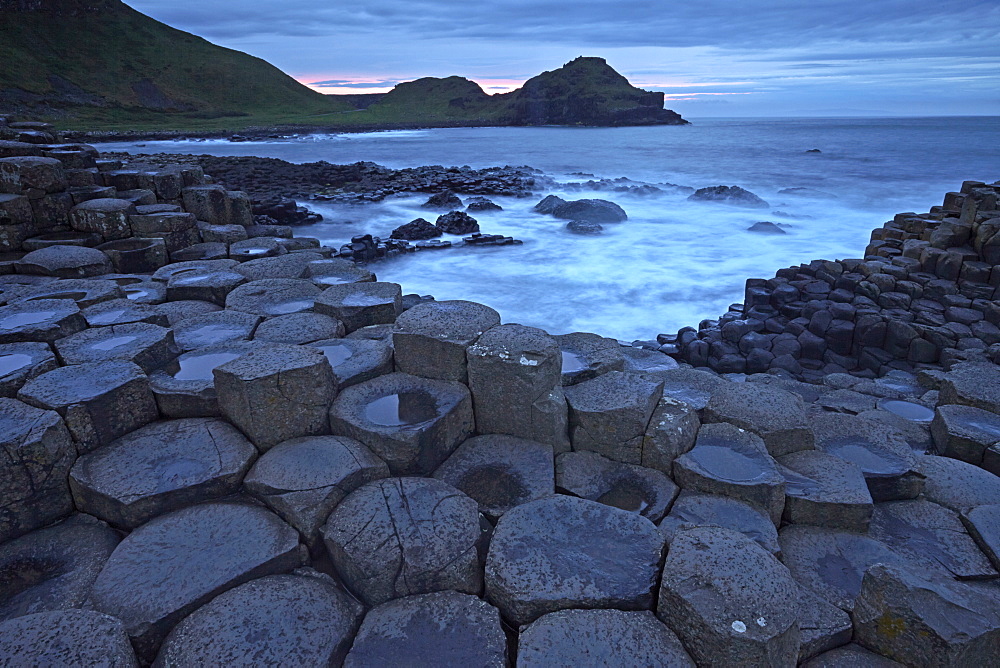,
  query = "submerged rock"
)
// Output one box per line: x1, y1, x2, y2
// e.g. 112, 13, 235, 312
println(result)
390, 217, 441, 241
689, 185, 769, 208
